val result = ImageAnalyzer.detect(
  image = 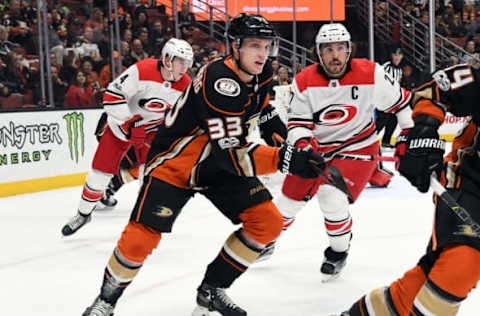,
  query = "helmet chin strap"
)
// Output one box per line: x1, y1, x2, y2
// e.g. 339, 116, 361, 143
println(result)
163, 57, 177, 82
